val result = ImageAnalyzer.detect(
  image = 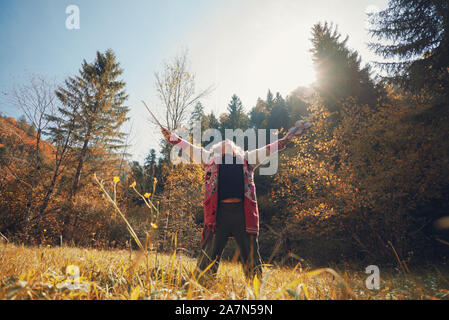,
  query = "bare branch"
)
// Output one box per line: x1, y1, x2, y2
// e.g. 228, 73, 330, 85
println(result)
154, 51, 212, 131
